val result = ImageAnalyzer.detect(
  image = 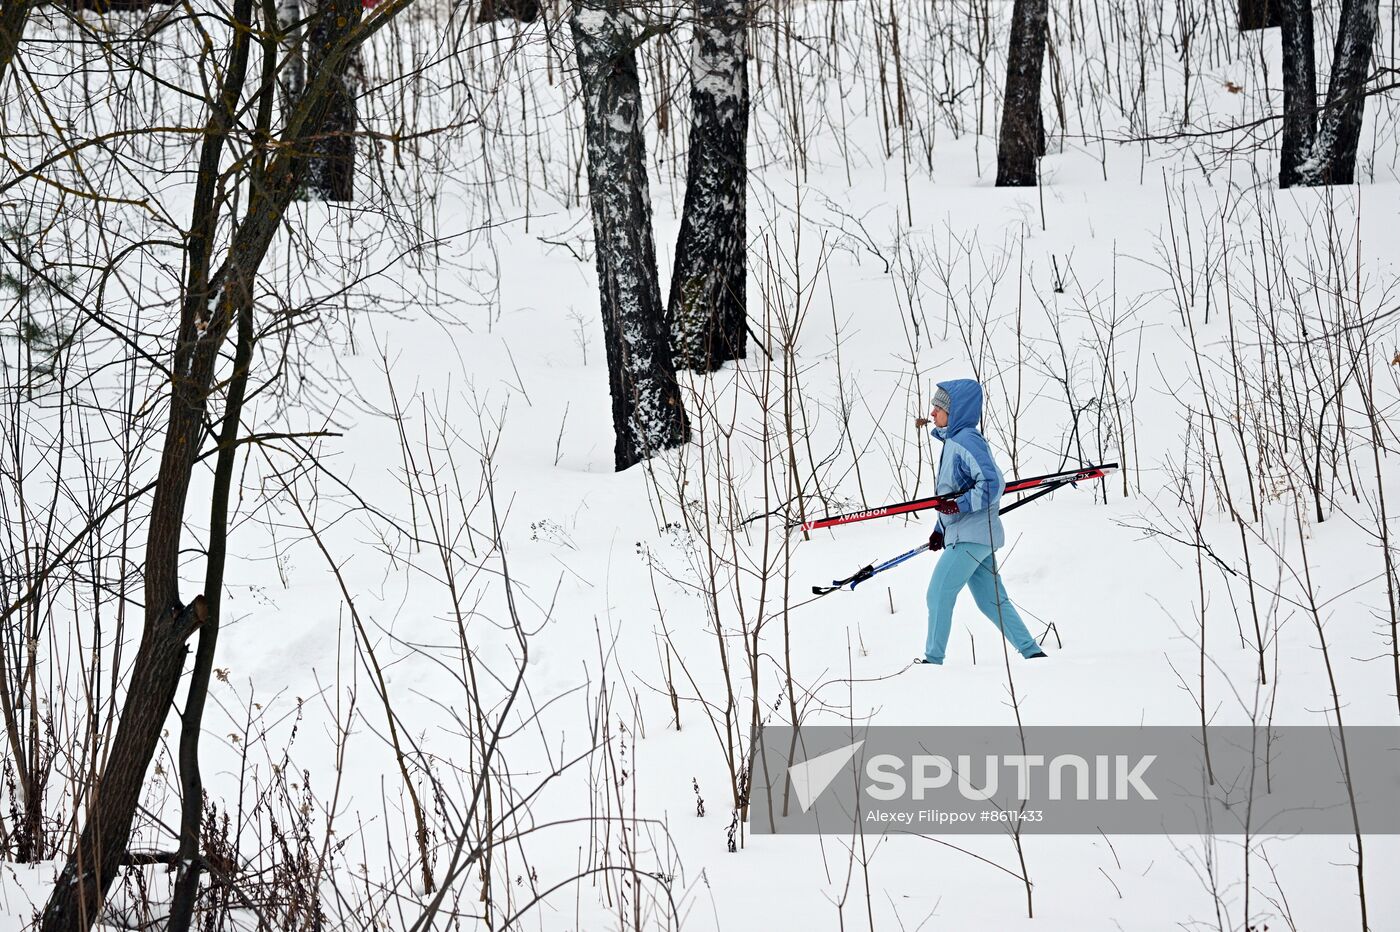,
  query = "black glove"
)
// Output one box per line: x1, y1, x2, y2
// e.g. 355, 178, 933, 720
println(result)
928, 530, 944, 552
